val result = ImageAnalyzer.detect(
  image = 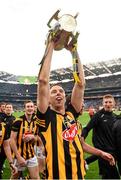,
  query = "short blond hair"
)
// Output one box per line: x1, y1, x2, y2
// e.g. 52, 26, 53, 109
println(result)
103, 94, 114, 100
103, 94, 115, 104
